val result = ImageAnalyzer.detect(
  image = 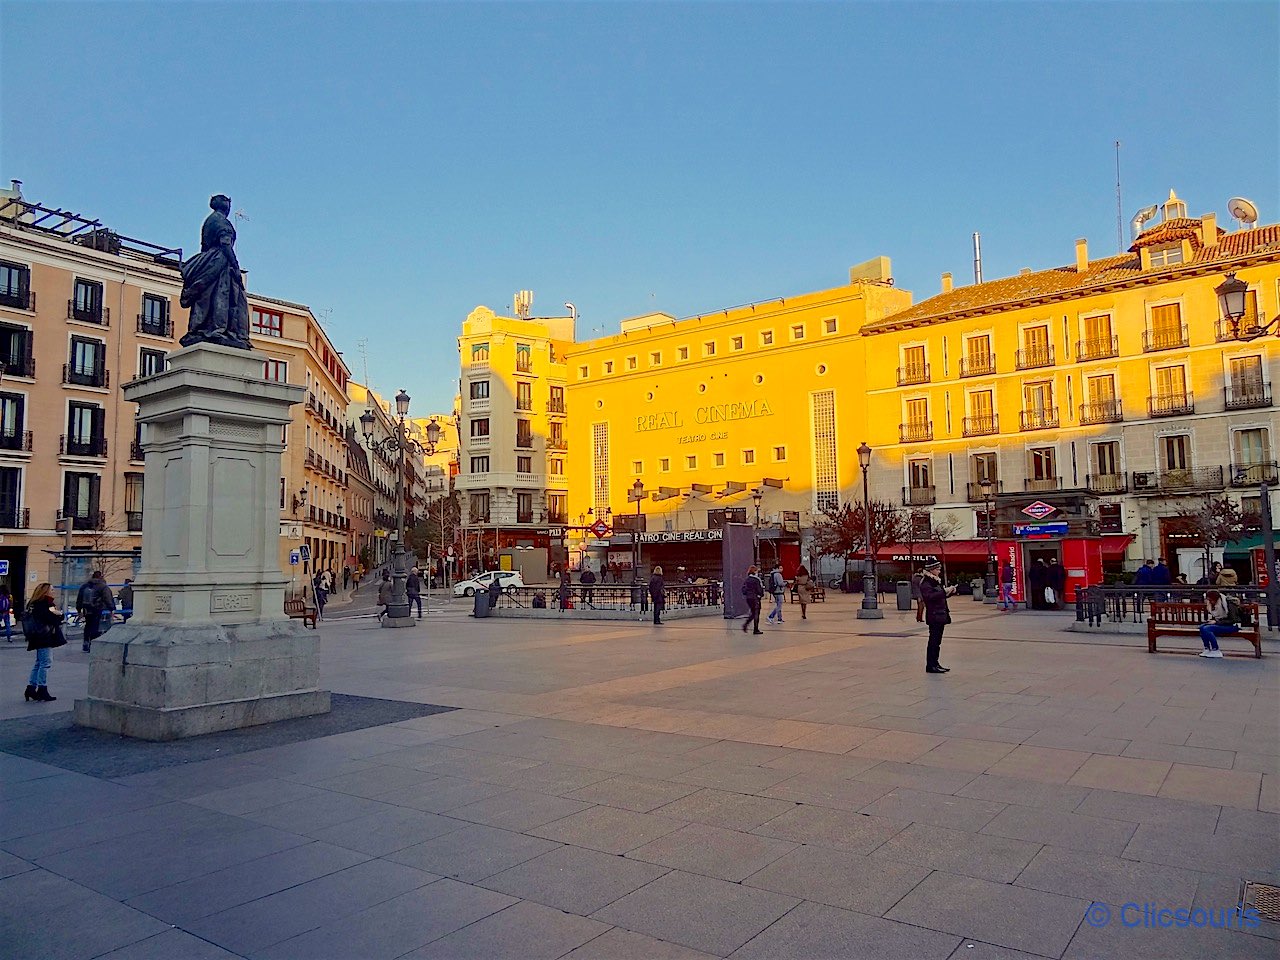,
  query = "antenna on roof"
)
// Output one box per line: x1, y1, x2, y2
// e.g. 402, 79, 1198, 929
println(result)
1228, 197, 1259, 230
1114, 140, 1123, 253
